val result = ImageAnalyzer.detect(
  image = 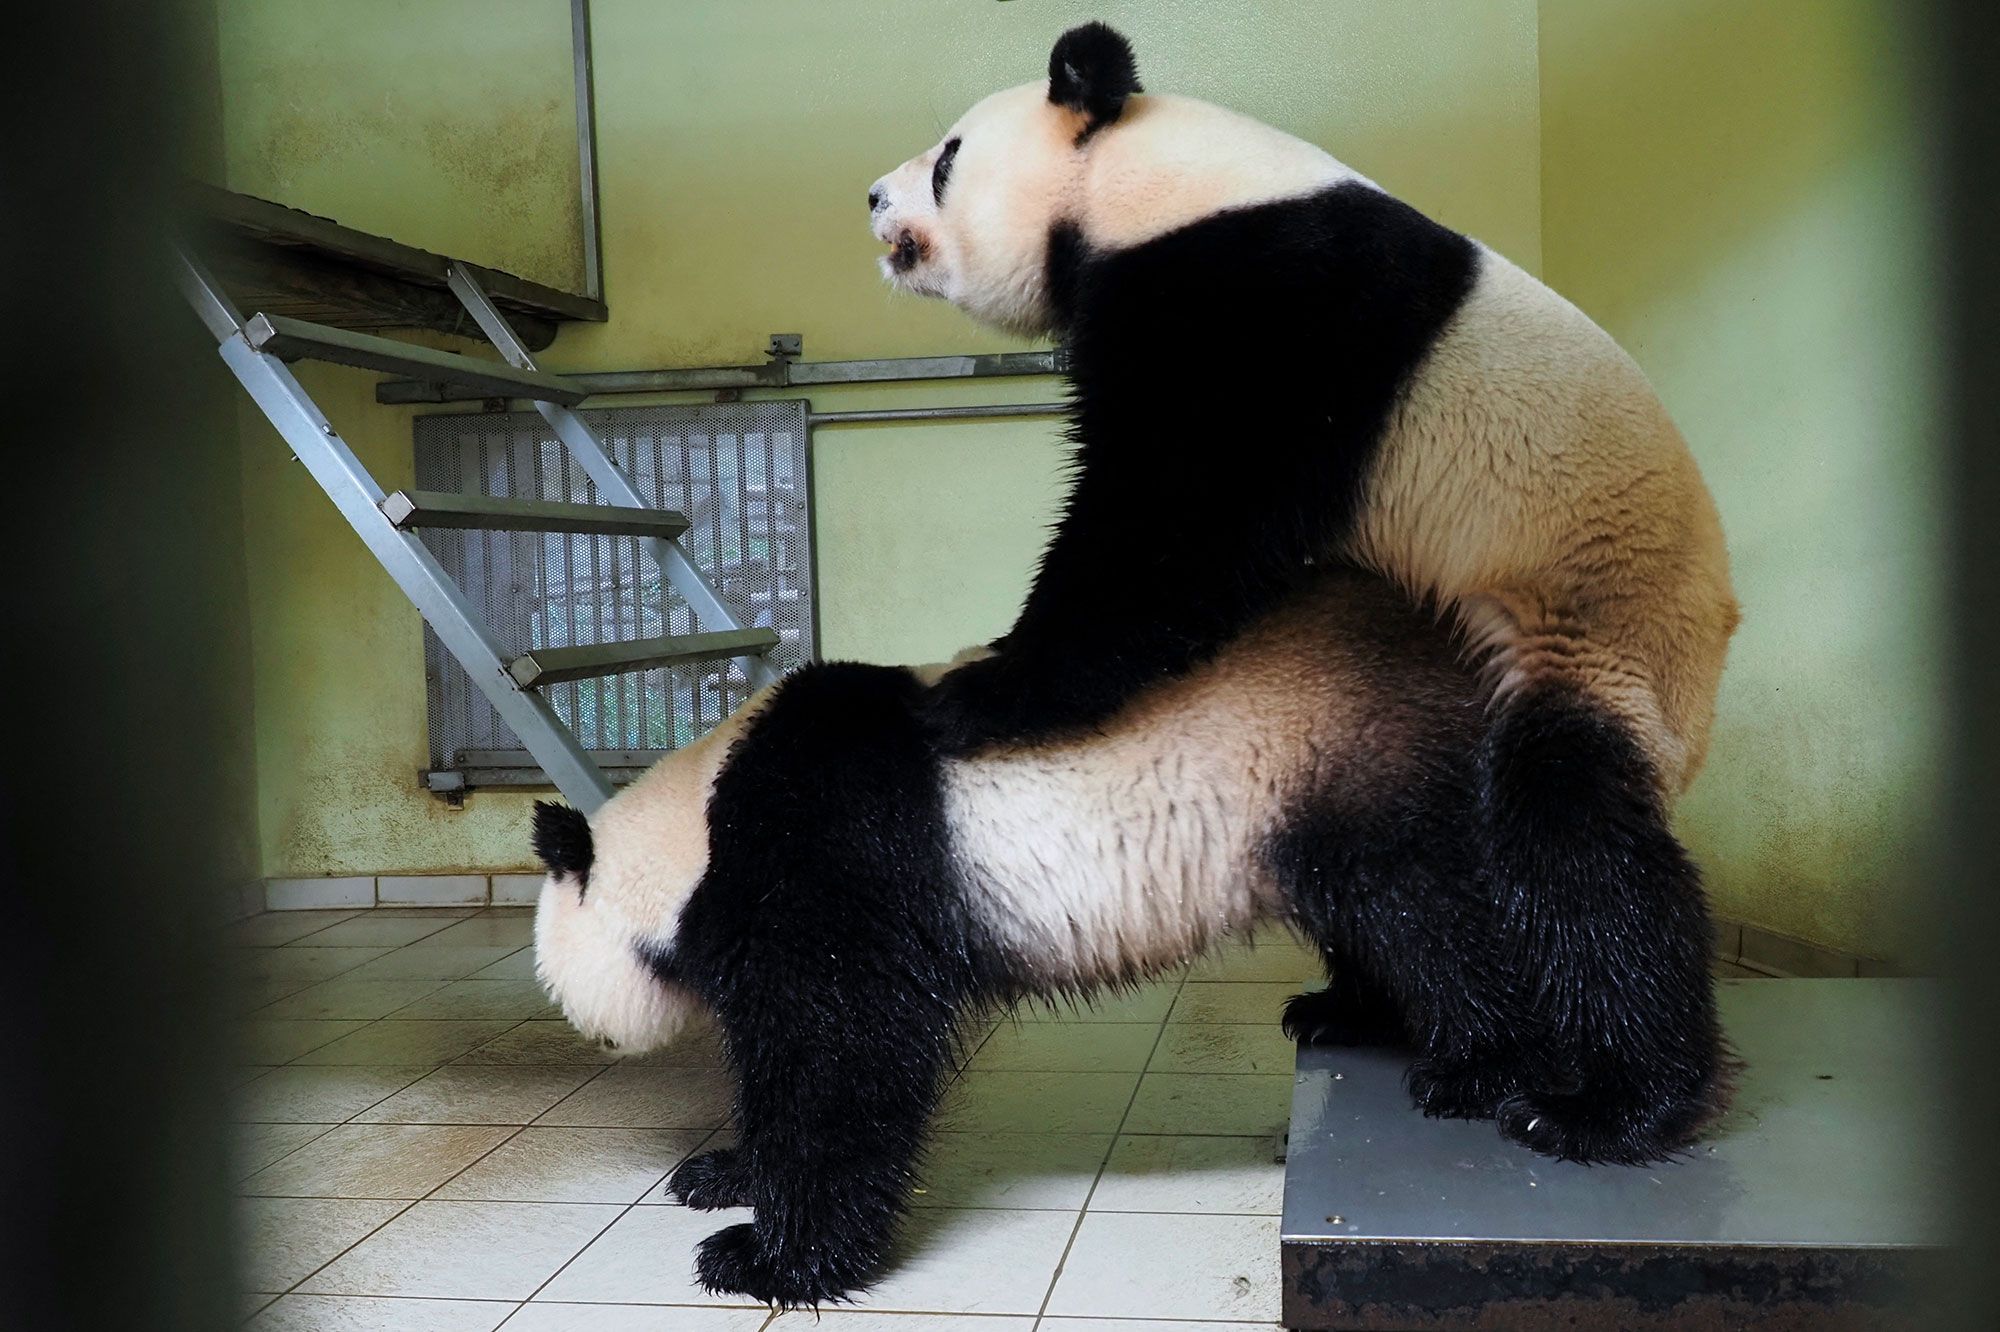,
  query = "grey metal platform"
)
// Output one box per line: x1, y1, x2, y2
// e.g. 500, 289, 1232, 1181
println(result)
1281, 979, 1948, 1330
